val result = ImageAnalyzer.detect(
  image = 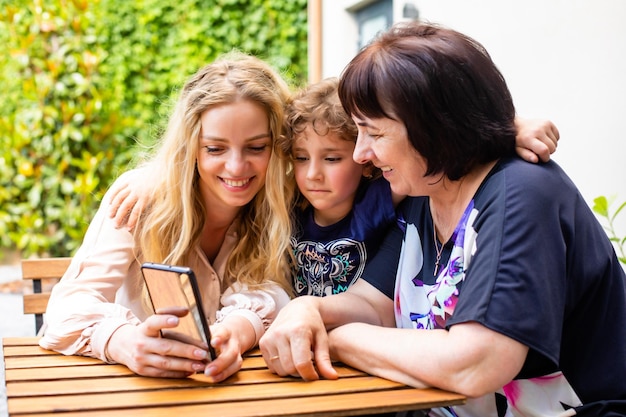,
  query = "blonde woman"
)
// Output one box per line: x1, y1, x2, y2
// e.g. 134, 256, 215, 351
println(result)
40, 52, 295, 382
